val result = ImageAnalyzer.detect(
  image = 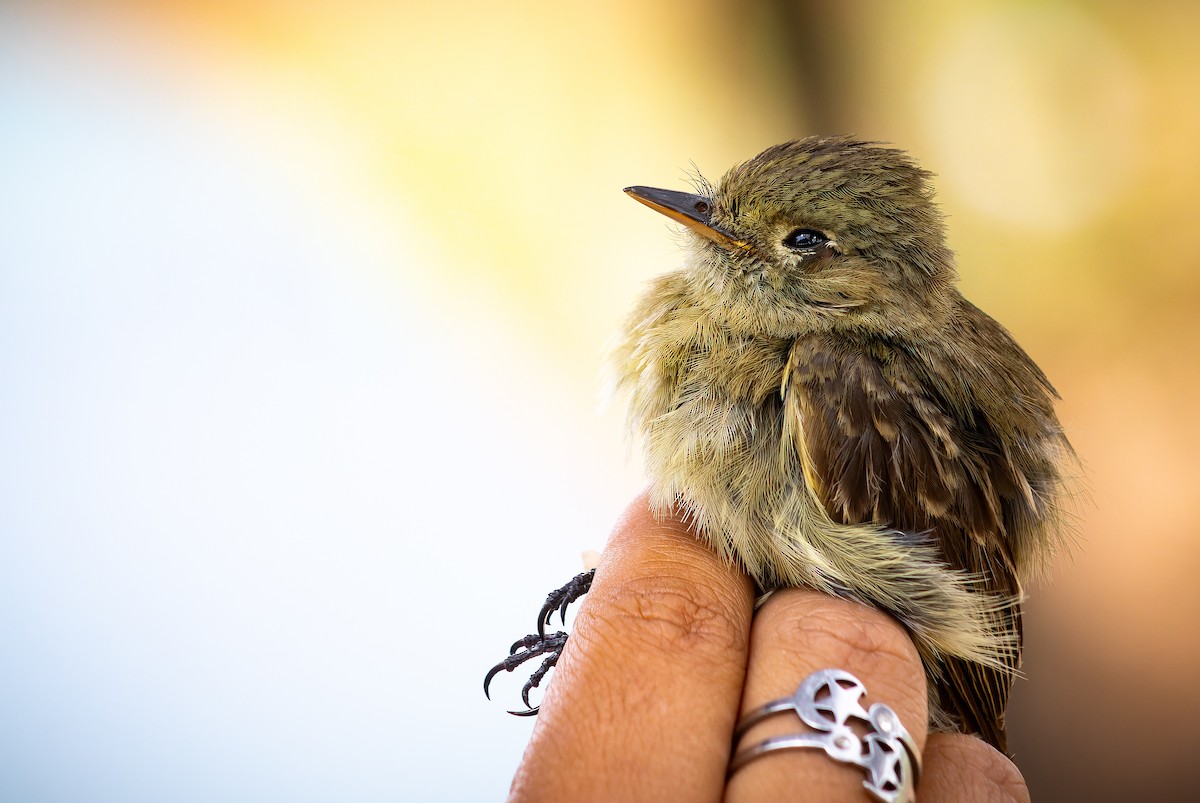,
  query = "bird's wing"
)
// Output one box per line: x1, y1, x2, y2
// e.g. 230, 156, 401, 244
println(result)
783, 334, 1023, 752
